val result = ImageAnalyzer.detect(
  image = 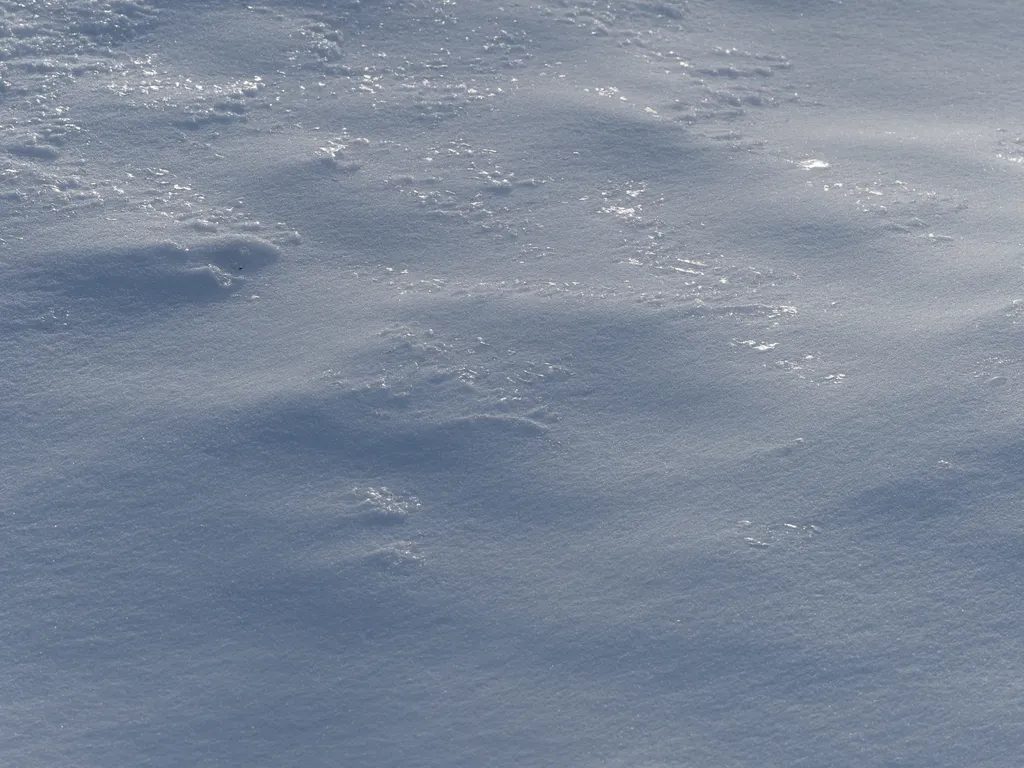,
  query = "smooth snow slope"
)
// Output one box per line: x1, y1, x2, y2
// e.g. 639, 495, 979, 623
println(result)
3, 0, 1024, 765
